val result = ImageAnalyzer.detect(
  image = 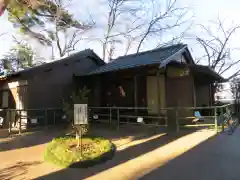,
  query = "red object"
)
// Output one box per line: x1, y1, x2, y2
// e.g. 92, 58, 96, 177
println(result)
0, 5, 6, 16
119, 86, 126, 97
0, 0, 7, 16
